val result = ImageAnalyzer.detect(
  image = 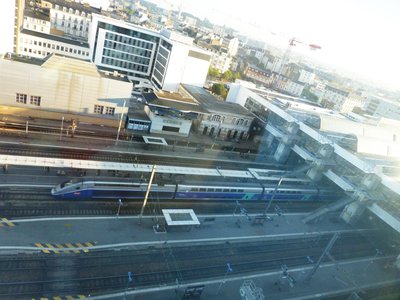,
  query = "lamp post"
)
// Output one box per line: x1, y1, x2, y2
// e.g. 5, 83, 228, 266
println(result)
116, 99, 127, 145
211, 118, 223, 150
60, 116, 64, 140
124, 271, 133, 300
216, 263, 233, 295
25, 120, 29, 134
116, 198, 123, 217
